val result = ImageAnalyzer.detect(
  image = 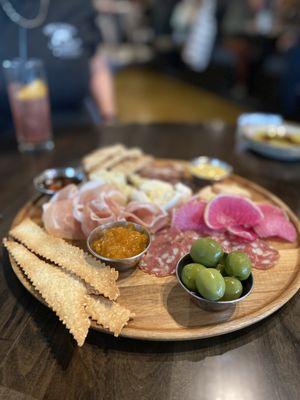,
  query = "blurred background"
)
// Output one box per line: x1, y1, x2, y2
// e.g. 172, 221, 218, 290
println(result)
0, 0, 300, 135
